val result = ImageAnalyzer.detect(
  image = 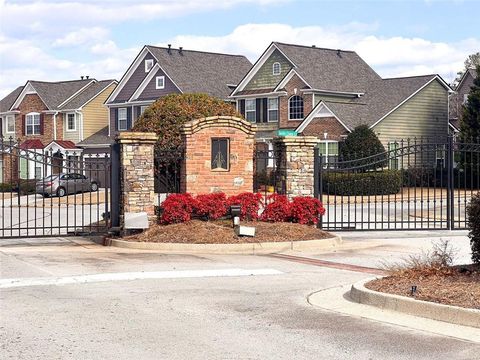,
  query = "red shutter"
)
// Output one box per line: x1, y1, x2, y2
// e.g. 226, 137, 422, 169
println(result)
40, 113, 44, 135
22, 115, 26, 136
